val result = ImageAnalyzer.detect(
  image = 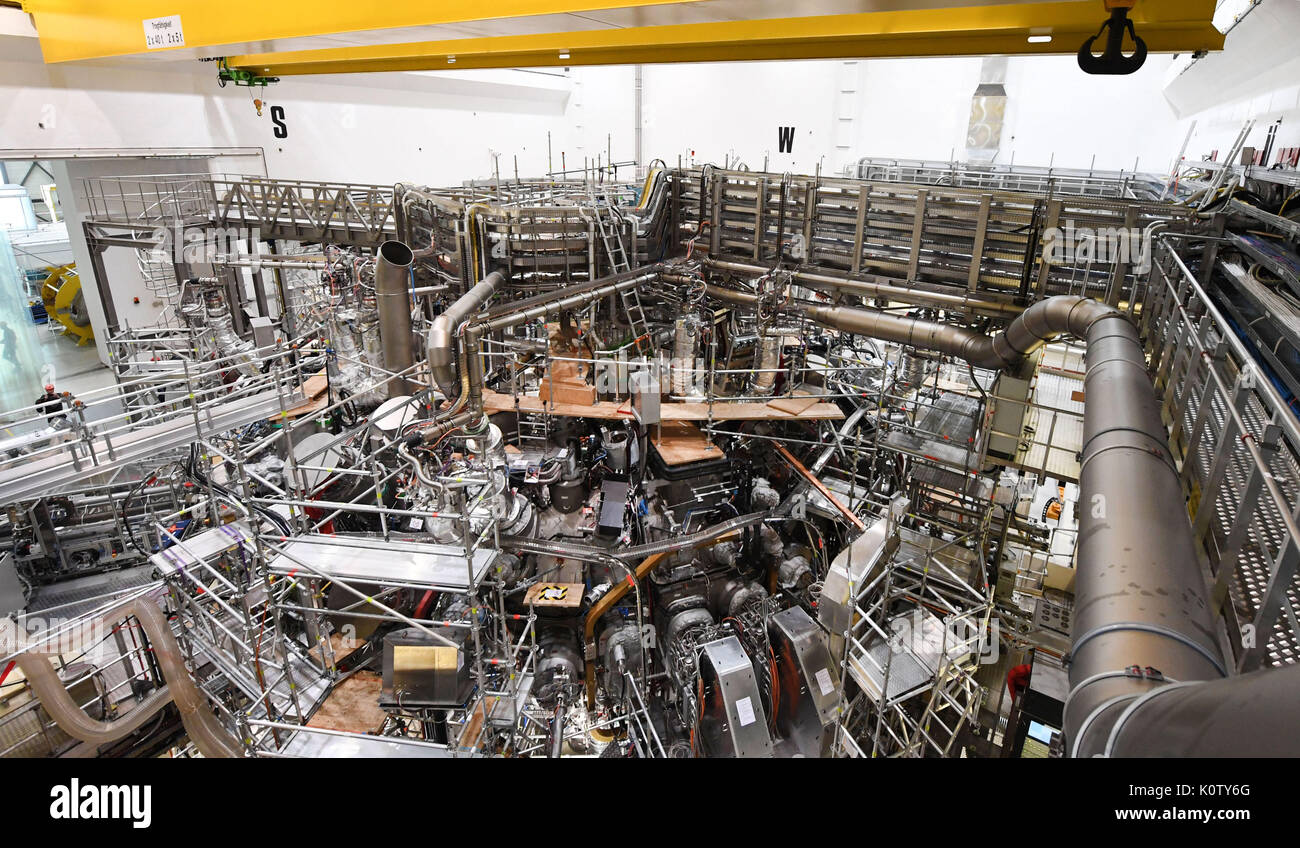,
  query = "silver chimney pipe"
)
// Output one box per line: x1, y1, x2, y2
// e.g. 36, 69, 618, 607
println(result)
375, 240, 415, 399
